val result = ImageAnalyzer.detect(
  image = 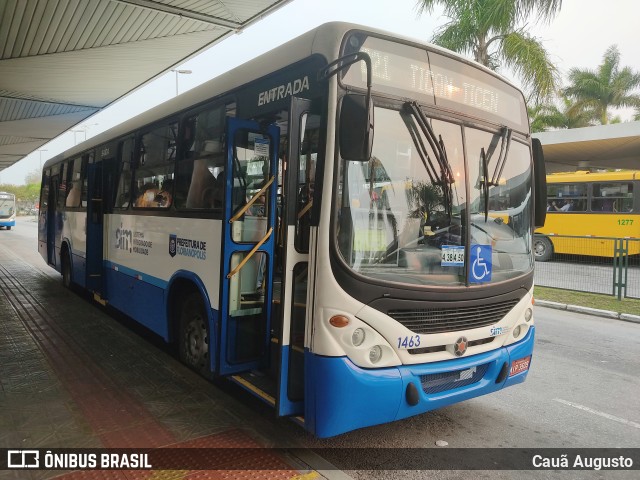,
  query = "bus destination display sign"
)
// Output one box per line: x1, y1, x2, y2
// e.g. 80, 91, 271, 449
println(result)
342, 34, 526, 130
